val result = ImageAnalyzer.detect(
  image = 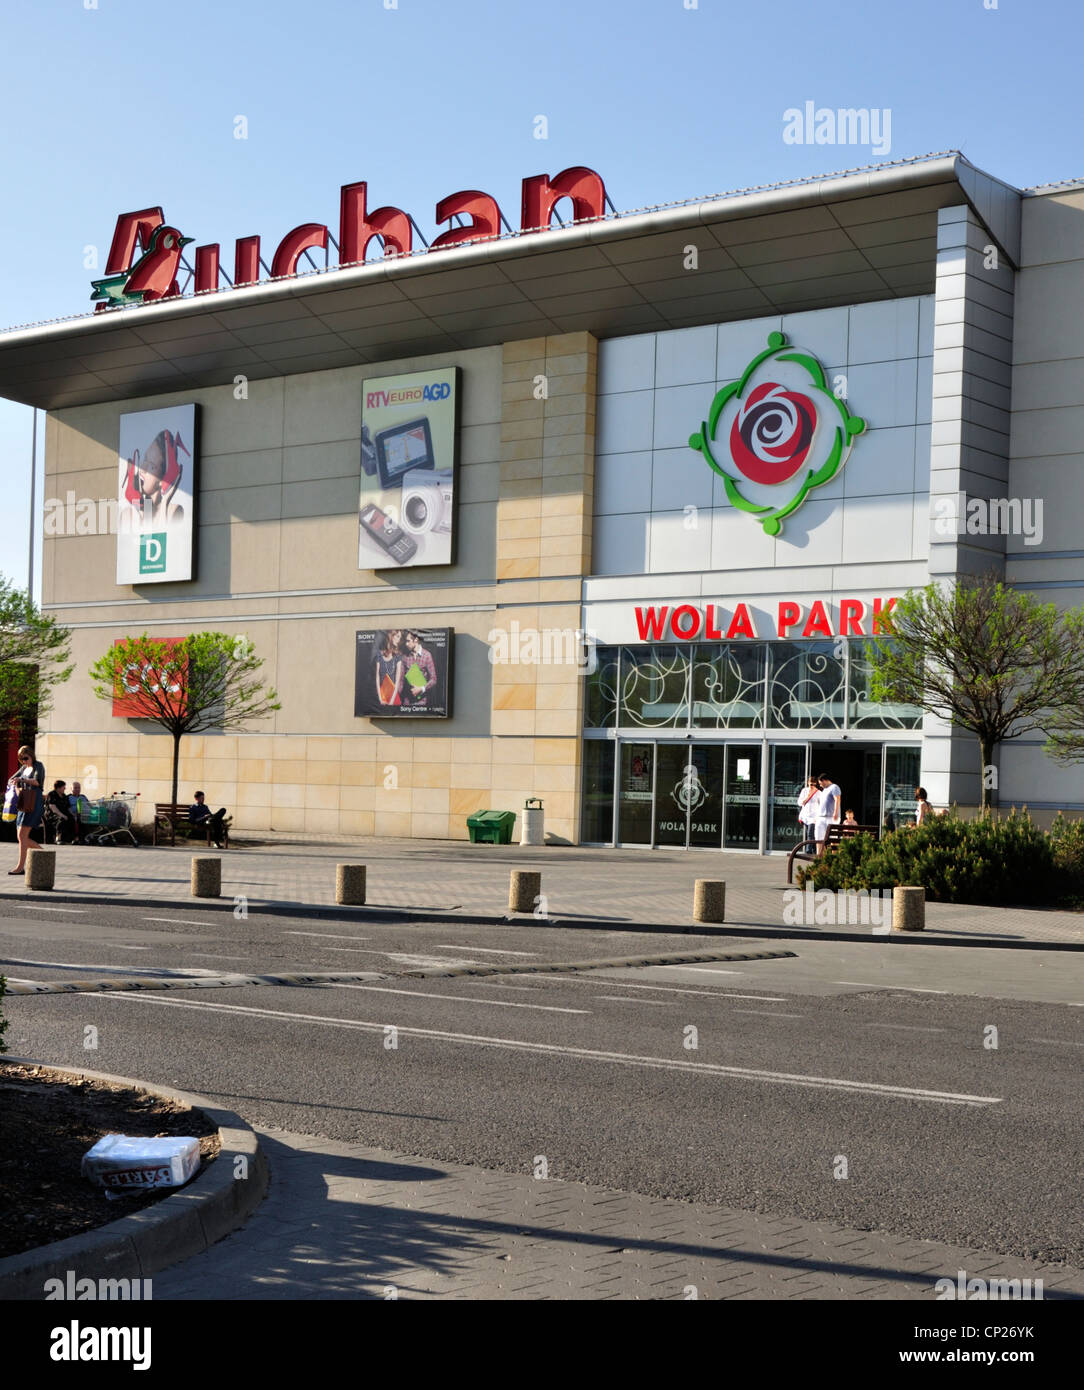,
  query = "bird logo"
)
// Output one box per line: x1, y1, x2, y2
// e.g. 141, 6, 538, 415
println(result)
91, 225, 193, 308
